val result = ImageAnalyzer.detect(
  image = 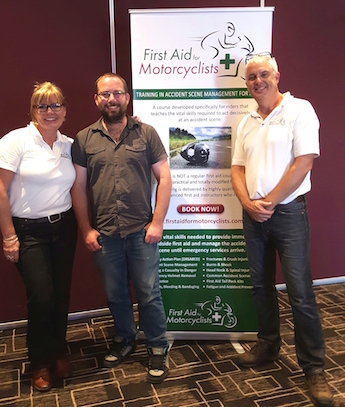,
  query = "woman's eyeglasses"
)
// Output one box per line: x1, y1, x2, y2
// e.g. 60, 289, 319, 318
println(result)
35, 103, 64, 113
